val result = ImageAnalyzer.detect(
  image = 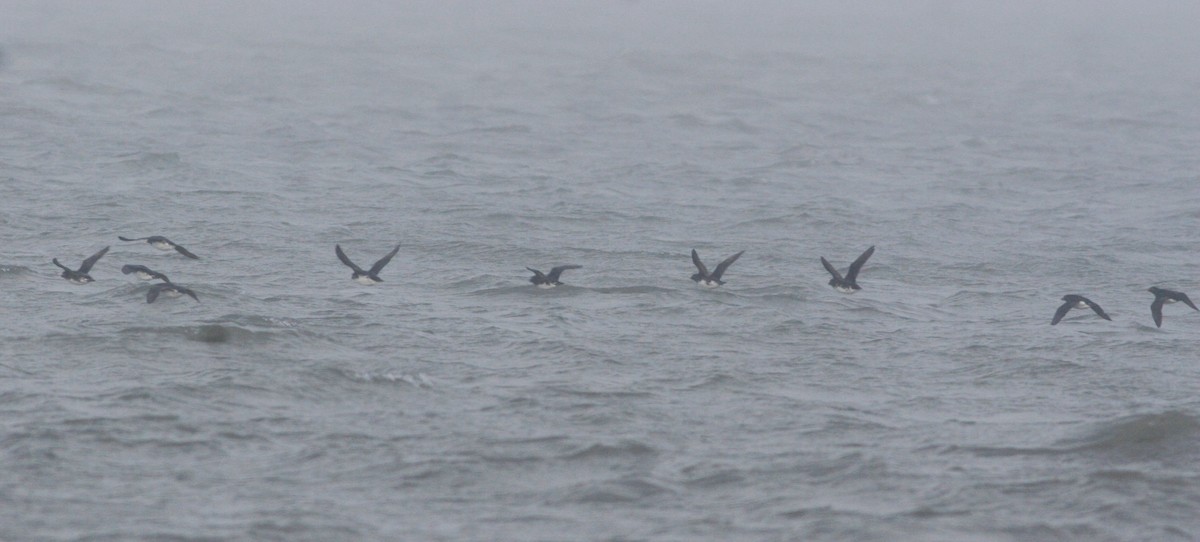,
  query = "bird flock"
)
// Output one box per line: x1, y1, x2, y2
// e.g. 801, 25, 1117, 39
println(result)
53, 236, 201, 303
52, 237, 1197, 327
